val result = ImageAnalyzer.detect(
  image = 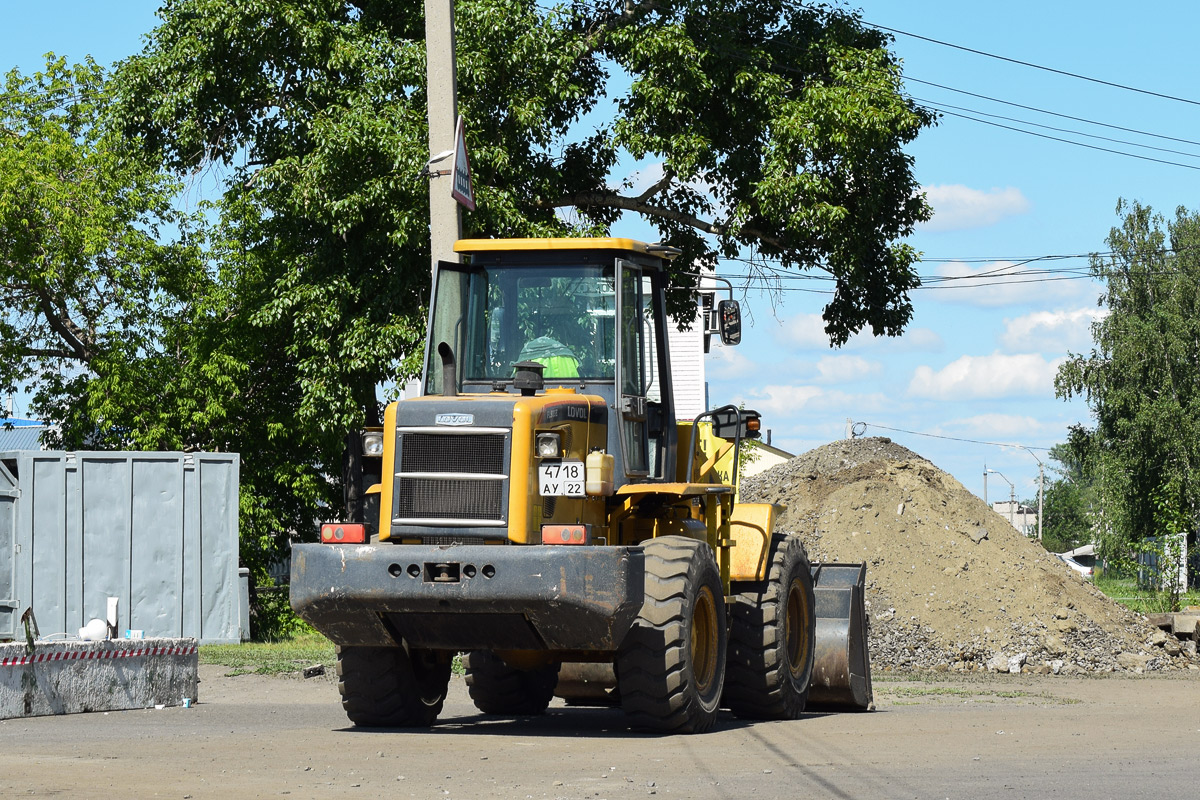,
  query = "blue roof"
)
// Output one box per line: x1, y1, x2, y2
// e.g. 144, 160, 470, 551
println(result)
0, 425, 52, 452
